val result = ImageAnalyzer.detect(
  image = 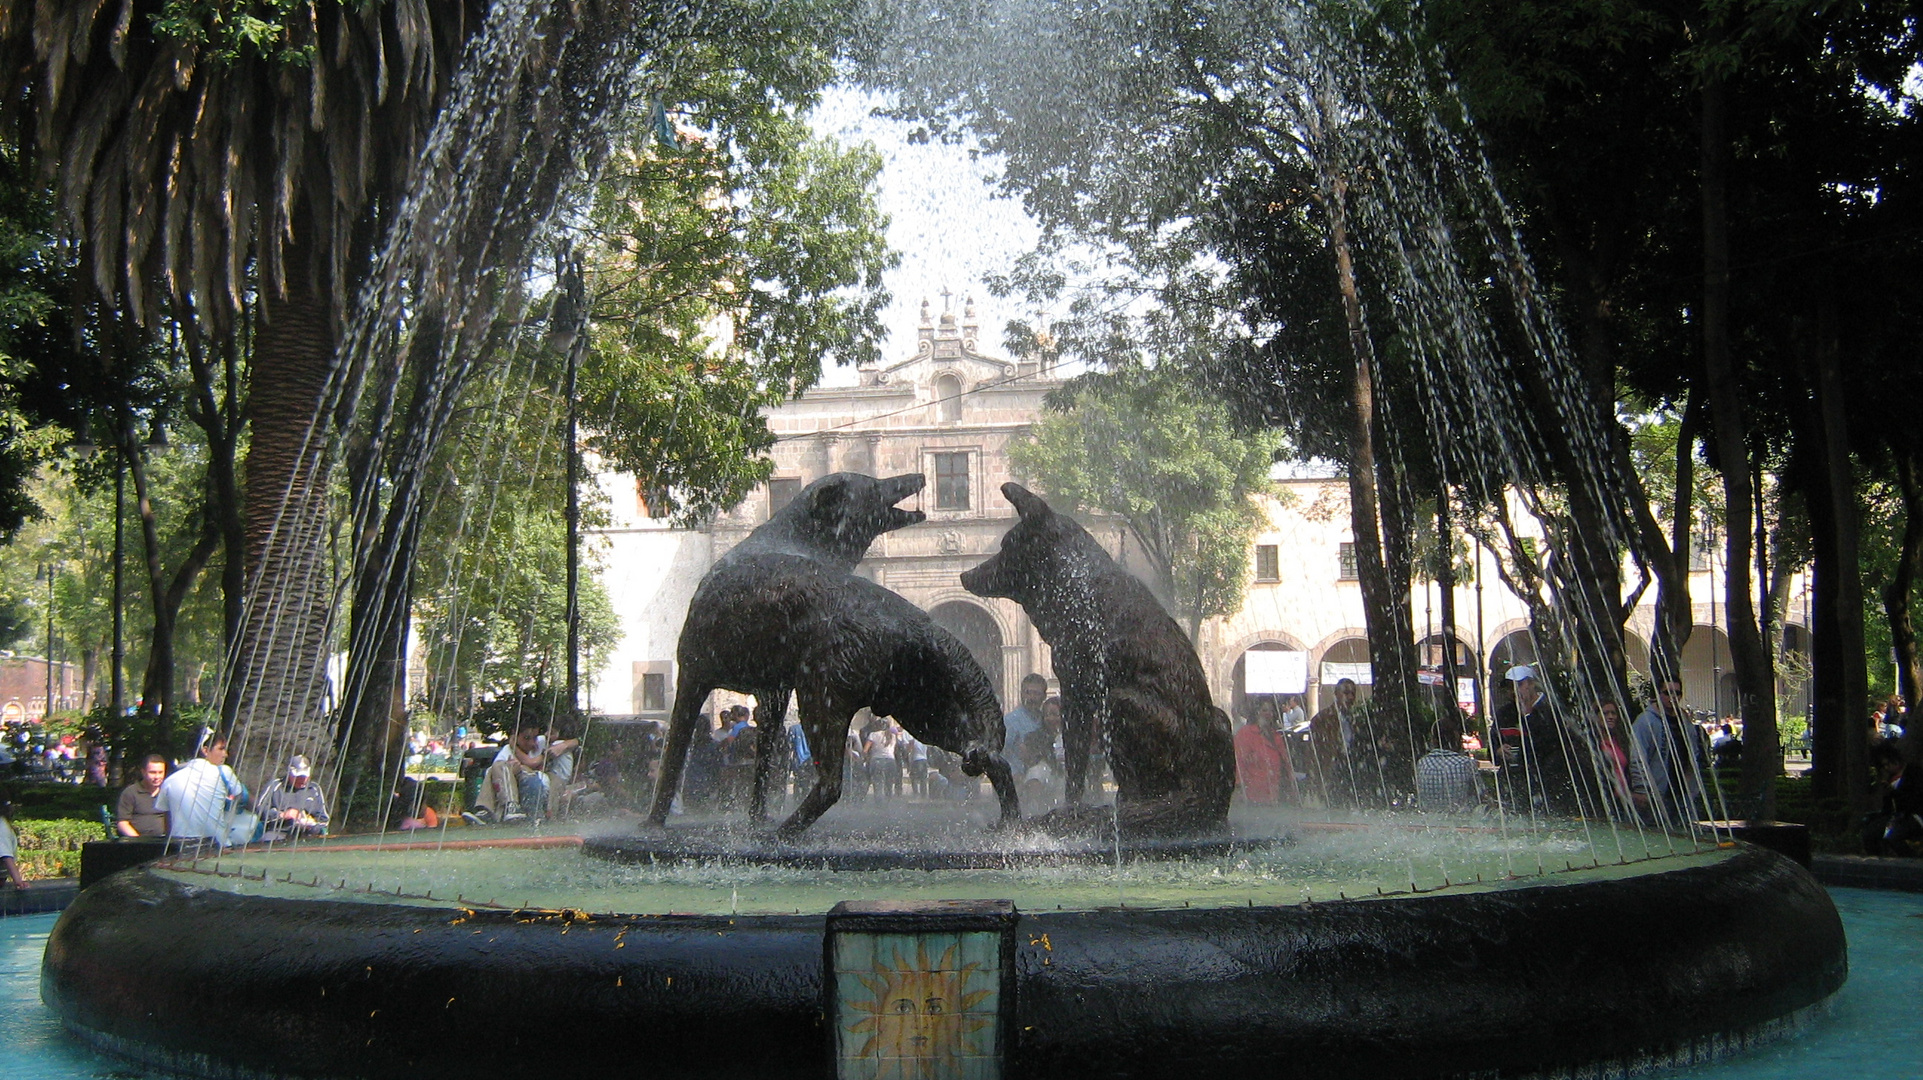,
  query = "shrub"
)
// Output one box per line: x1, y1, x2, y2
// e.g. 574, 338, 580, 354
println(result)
9, 816, 107, 879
